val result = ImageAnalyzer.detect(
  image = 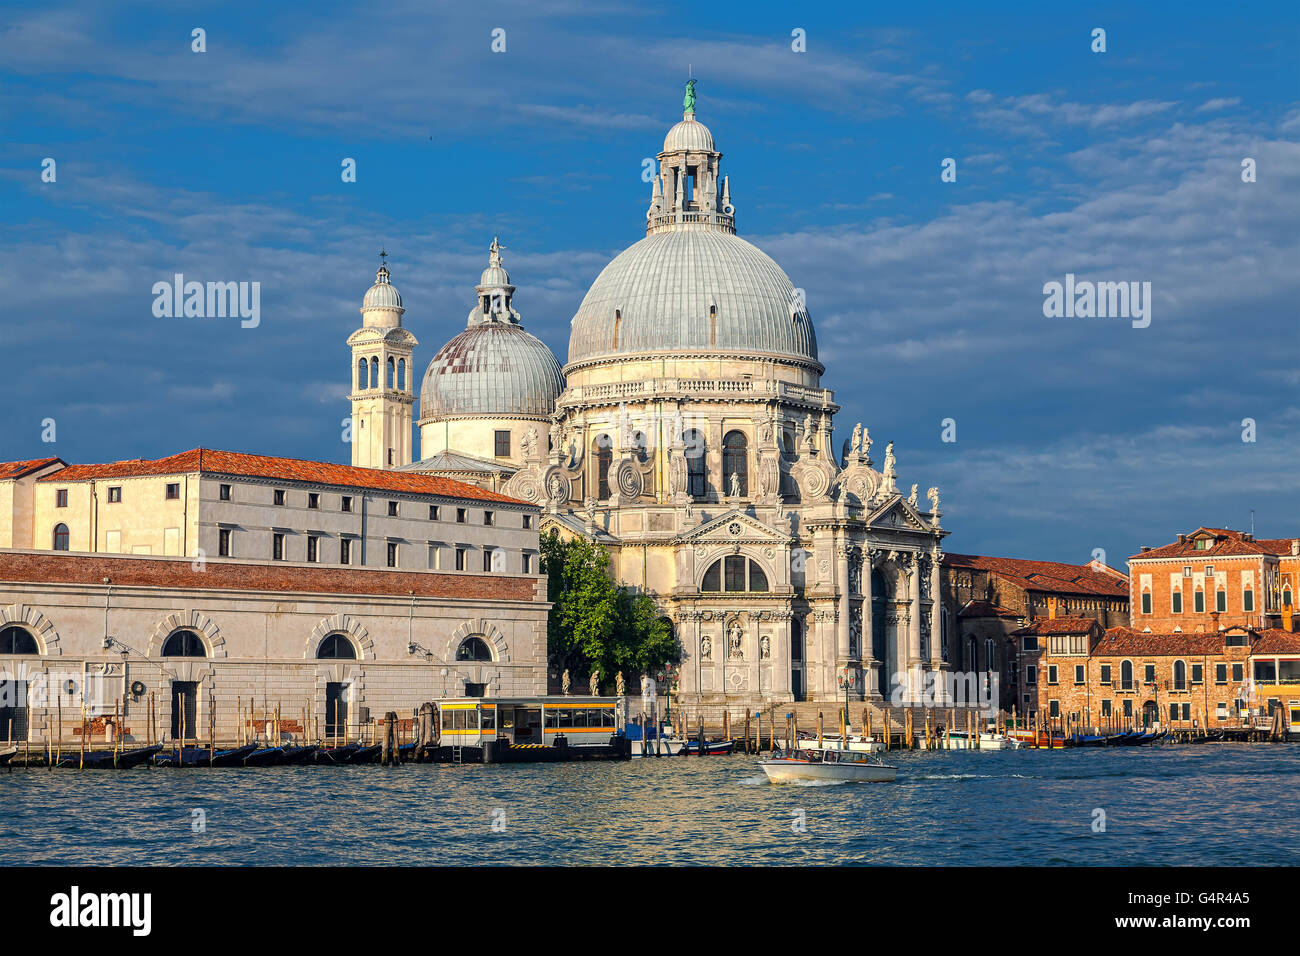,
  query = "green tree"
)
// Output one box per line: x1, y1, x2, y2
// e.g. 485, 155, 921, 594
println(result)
540, 530, 679, 689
